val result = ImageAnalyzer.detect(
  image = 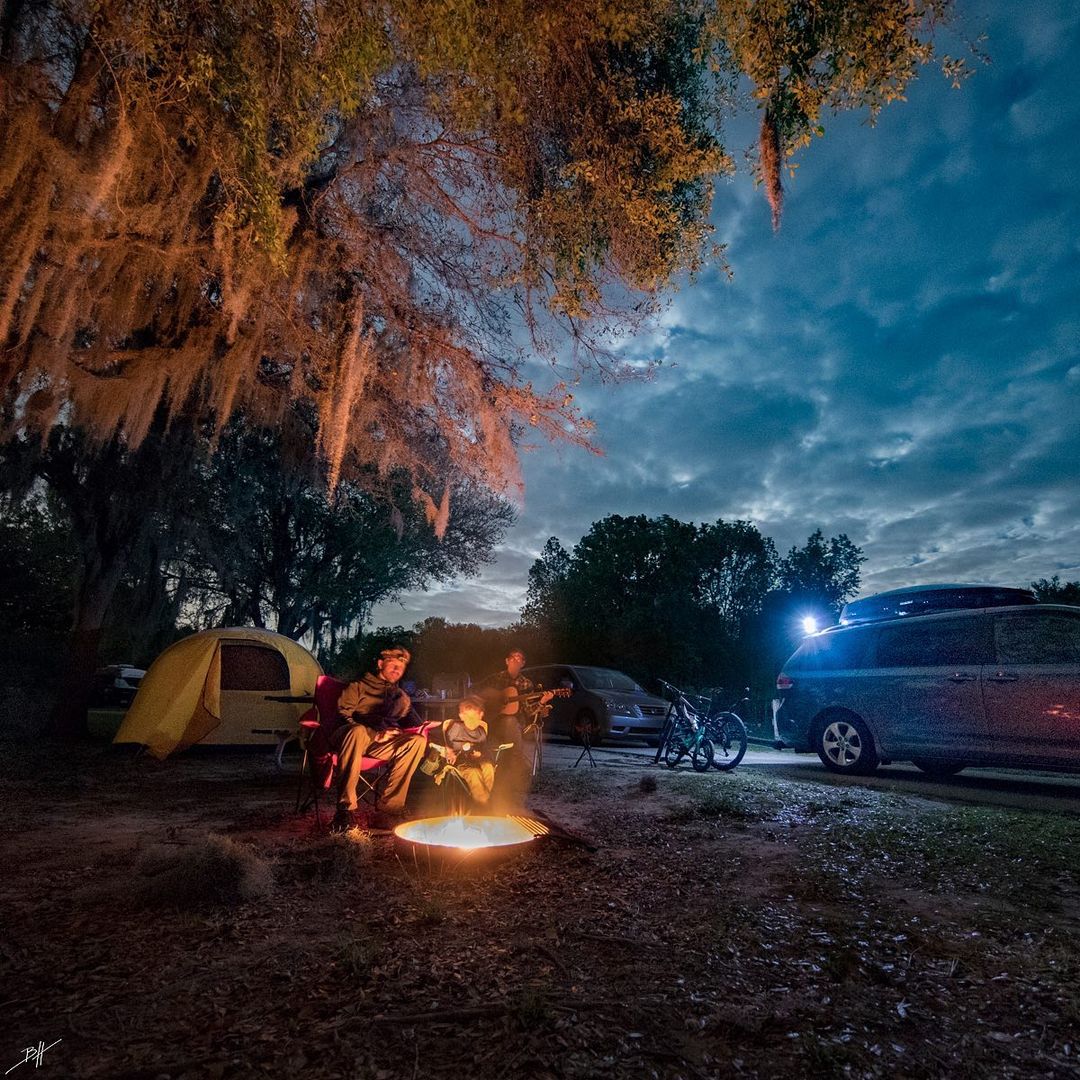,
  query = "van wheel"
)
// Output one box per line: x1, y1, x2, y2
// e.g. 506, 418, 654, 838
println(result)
815, 714, 878, 775
912, 759, 966, 778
